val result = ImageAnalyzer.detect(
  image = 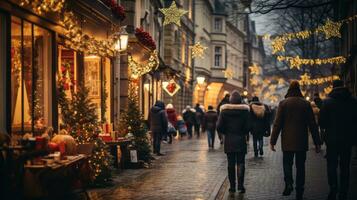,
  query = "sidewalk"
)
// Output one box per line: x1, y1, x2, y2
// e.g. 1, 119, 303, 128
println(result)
218, 138, 357, 200
87, 135, 227, 200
